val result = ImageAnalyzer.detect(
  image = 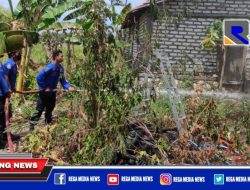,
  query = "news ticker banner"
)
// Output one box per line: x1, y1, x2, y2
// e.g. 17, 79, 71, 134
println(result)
0, 157, 250, 190
0, 157, 51, 181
